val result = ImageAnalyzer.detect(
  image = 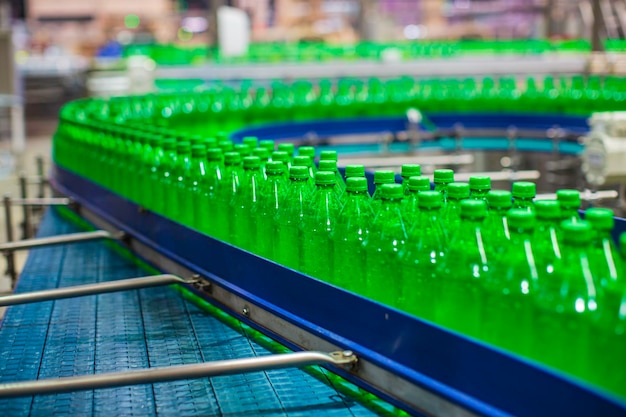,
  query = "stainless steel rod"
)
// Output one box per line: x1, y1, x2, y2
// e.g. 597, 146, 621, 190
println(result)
10, 198, 70, 207
0, 274, 189, 307
0, 351, 356, 398
0, 230, 116, 252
